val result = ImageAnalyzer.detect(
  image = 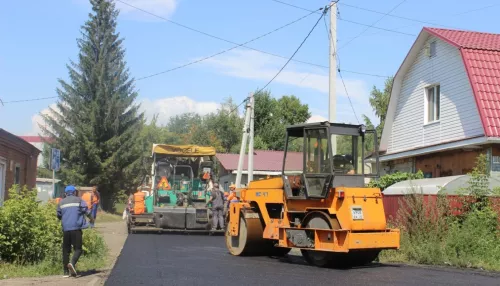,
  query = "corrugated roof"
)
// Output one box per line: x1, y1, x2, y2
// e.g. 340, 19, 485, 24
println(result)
216, 150, 302, 172
18, 136, 54, 143
383, 175, 500, 195
425, 27, 500, 137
